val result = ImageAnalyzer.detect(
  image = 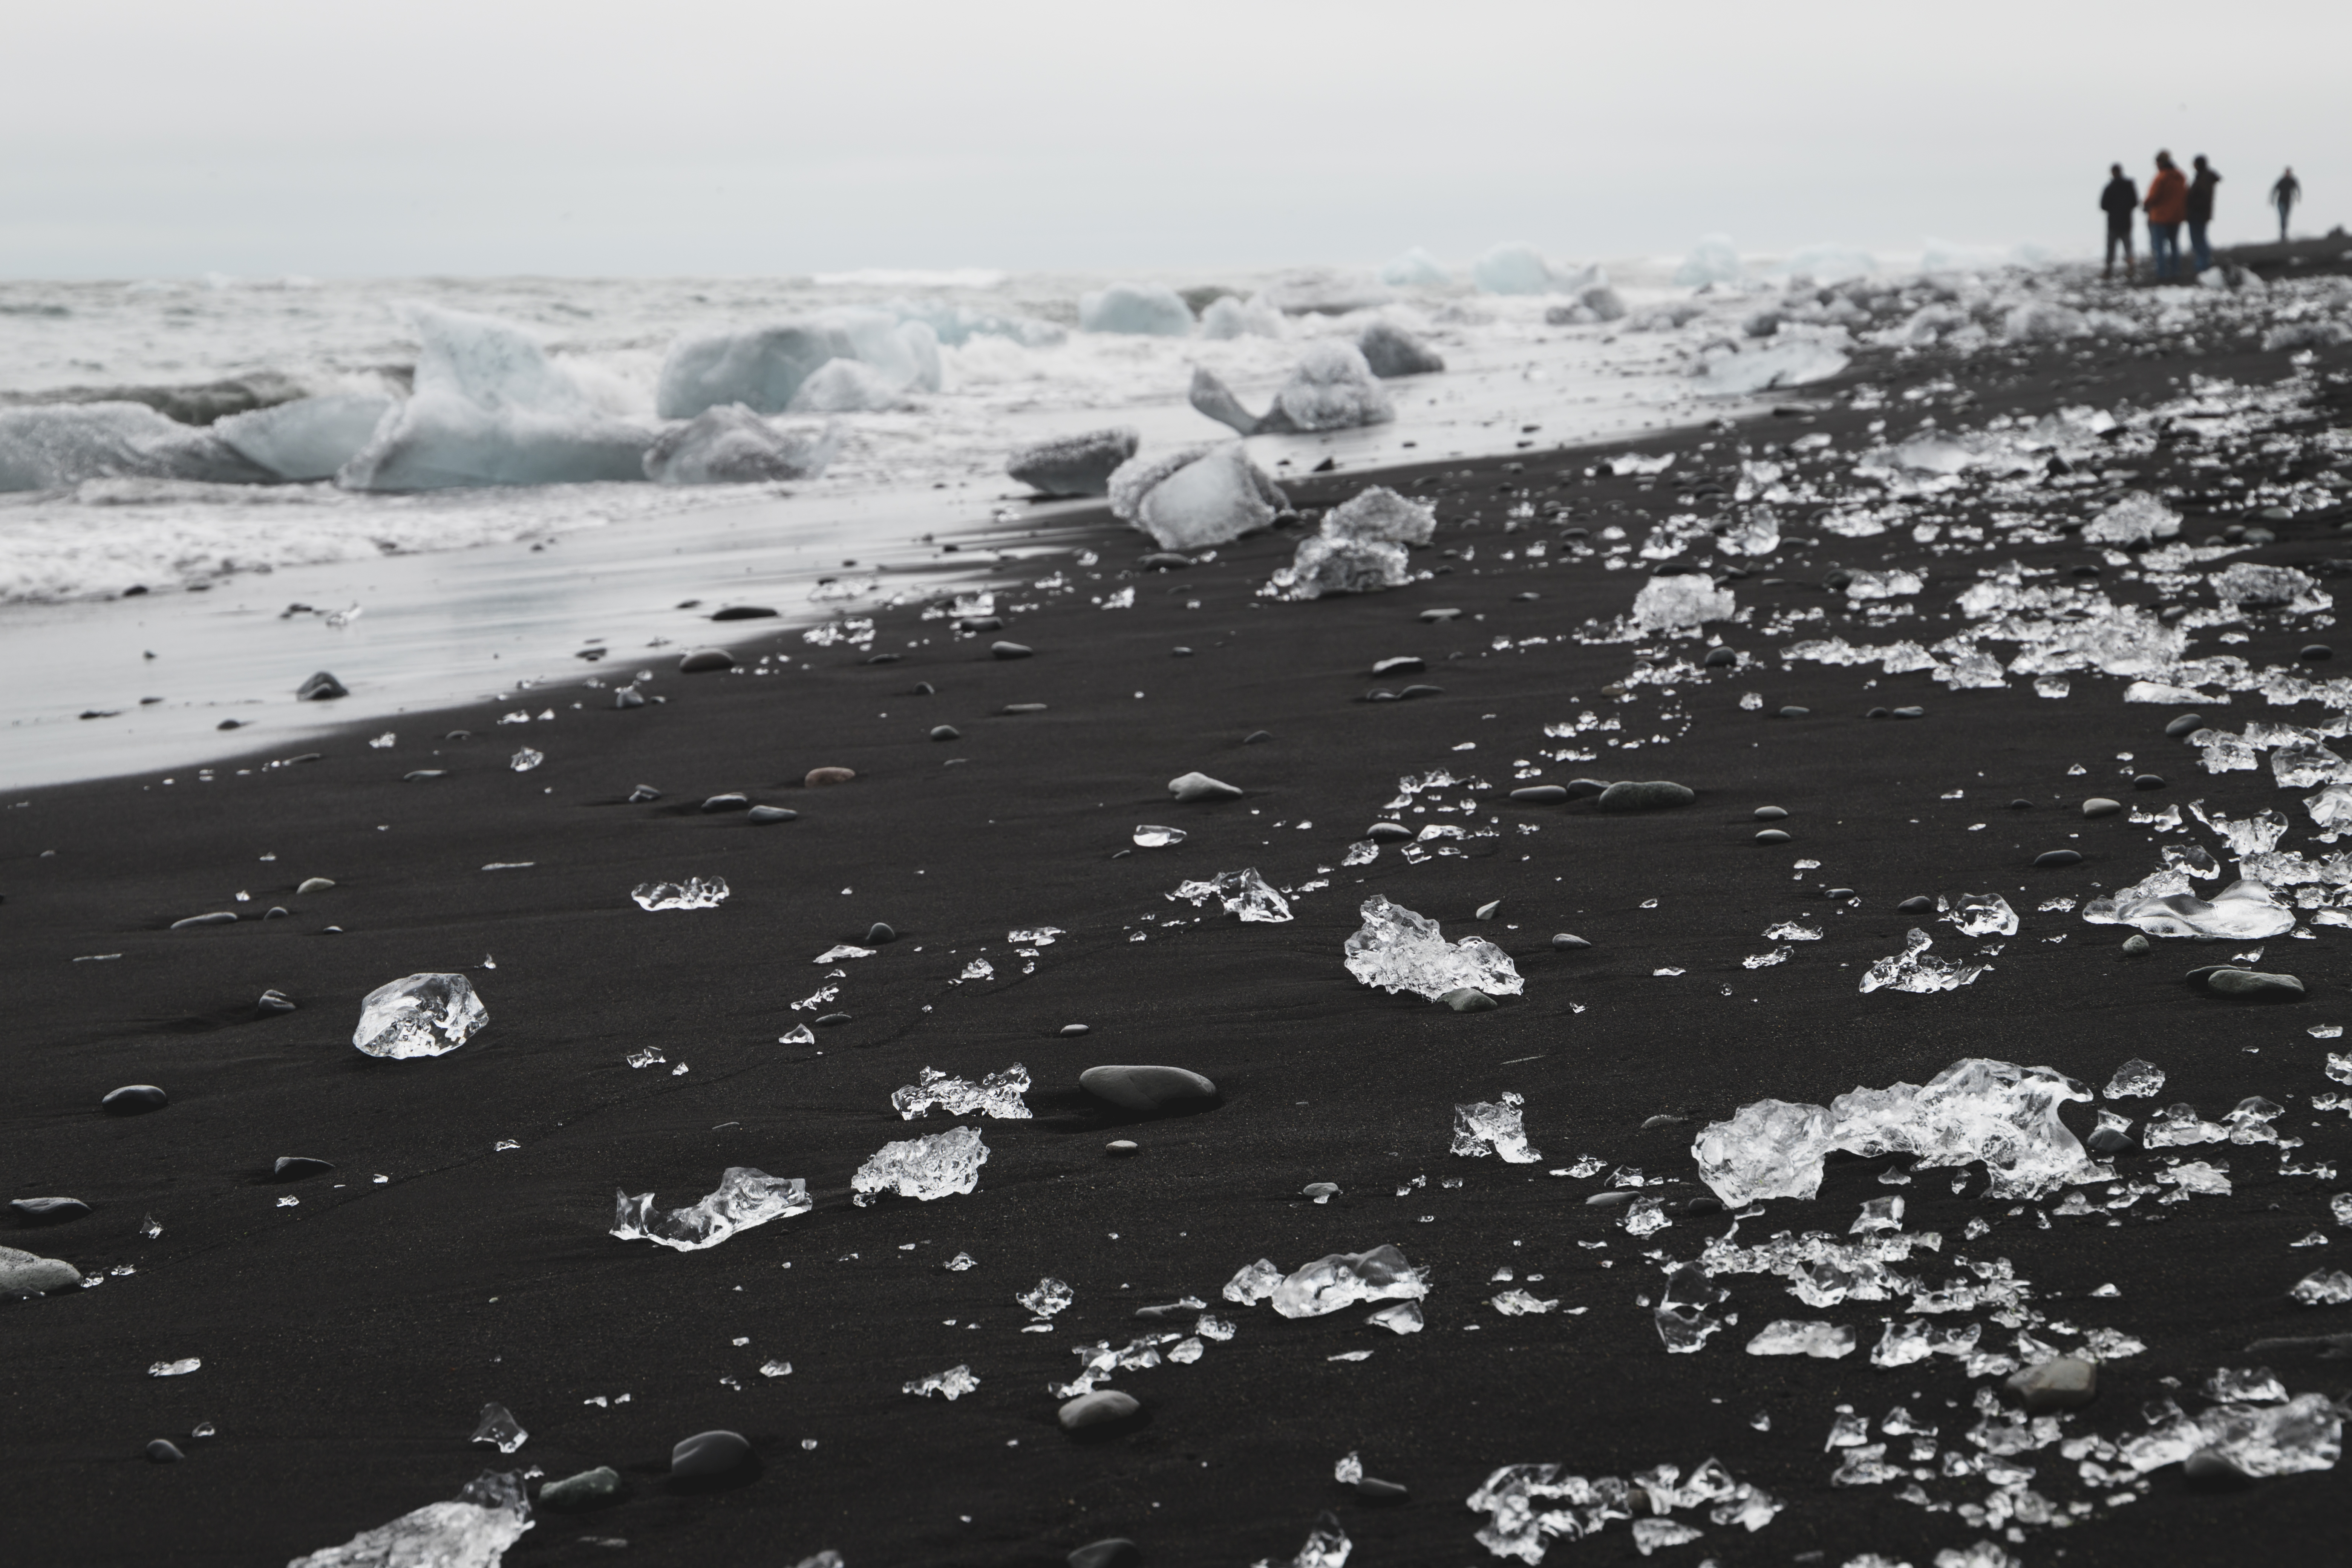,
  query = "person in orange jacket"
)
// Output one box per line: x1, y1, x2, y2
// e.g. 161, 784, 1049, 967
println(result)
2144, 151, 2188, 280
